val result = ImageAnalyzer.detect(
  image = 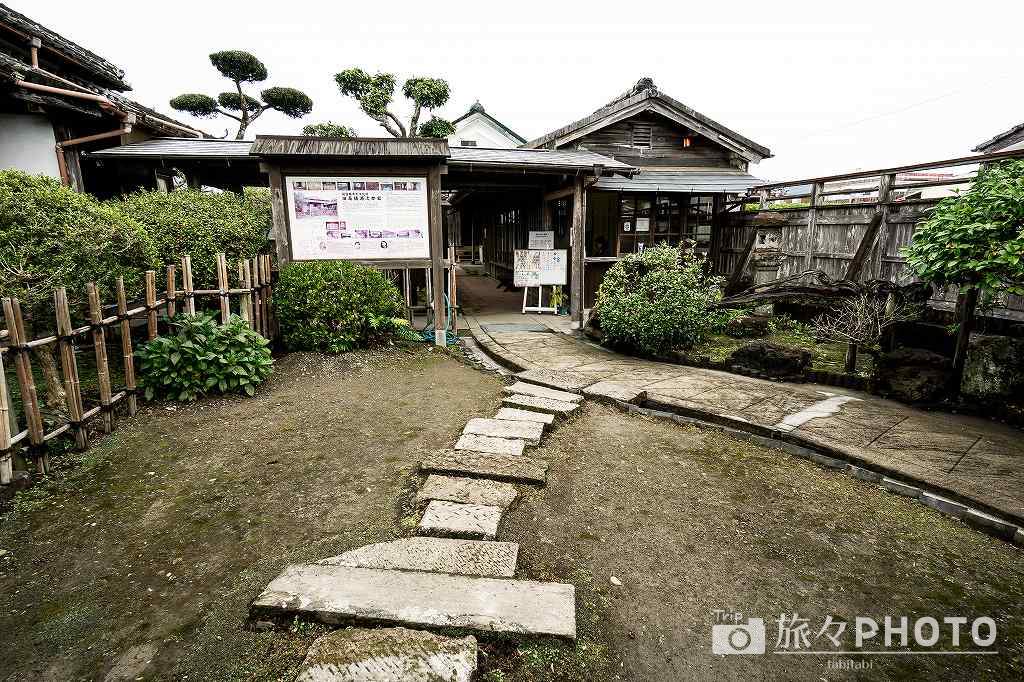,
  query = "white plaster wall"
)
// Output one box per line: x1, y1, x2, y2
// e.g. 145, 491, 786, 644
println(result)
448, 113, 521, 149
0, 113, 61, 177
